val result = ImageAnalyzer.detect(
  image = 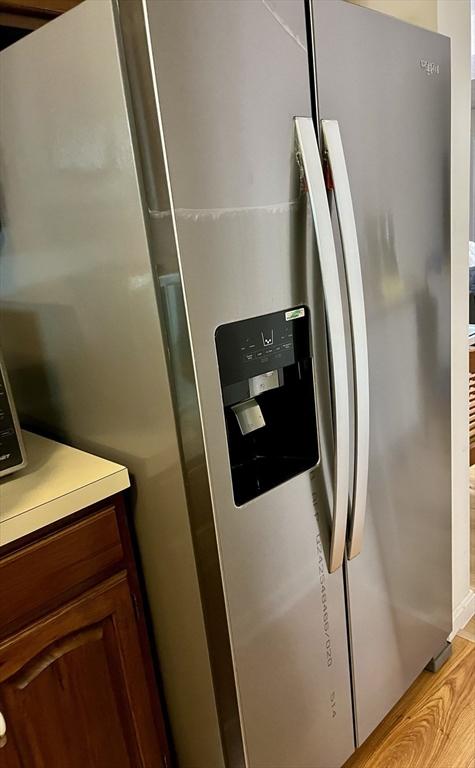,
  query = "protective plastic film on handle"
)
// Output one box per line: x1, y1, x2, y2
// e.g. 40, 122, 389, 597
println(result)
322, 119, 369, 561
294, 117, 350, 573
